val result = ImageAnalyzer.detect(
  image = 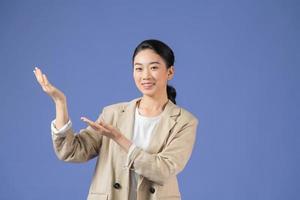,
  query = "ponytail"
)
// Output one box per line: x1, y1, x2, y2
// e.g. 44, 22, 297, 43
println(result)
167, 85, 177, 105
